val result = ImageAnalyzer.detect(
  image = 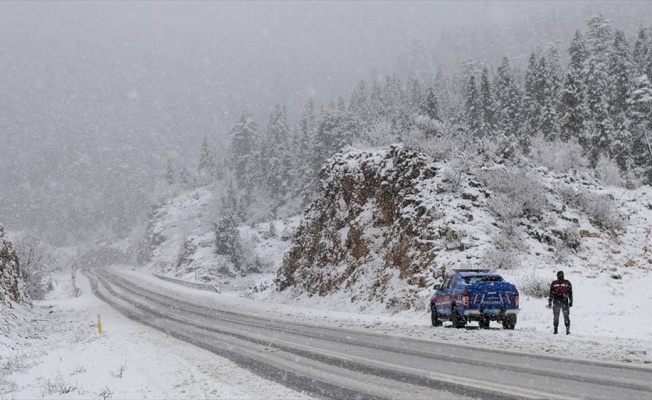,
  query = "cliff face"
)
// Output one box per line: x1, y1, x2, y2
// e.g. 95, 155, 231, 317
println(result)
276, 146, 443, 310
0, 225, 28, 308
